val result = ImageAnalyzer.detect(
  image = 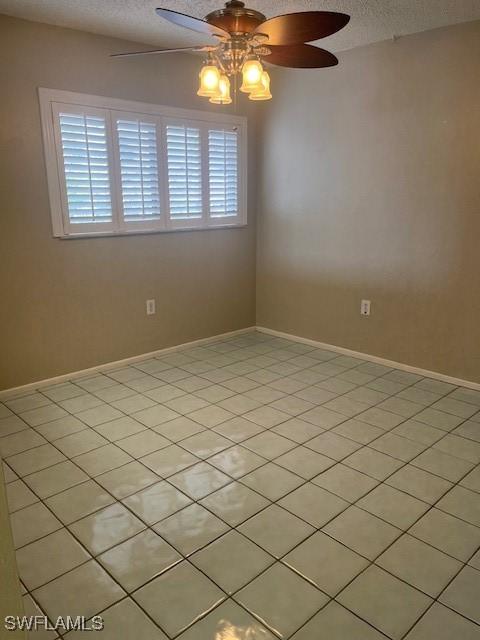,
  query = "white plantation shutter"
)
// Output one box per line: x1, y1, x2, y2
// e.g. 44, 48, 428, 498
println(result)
166, 124, 203, 221
208, 128, 239, 218
116, 118, 161, 222
42, 90, 246, 236
58, 111, 113, 224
